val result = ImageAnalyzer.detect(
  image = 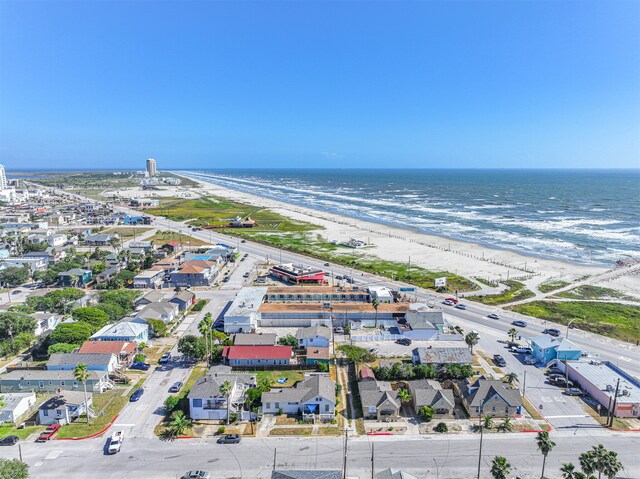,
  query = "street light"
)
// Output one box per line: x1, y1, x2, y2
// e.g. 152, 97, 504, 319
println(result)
566, 318, 578, 338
